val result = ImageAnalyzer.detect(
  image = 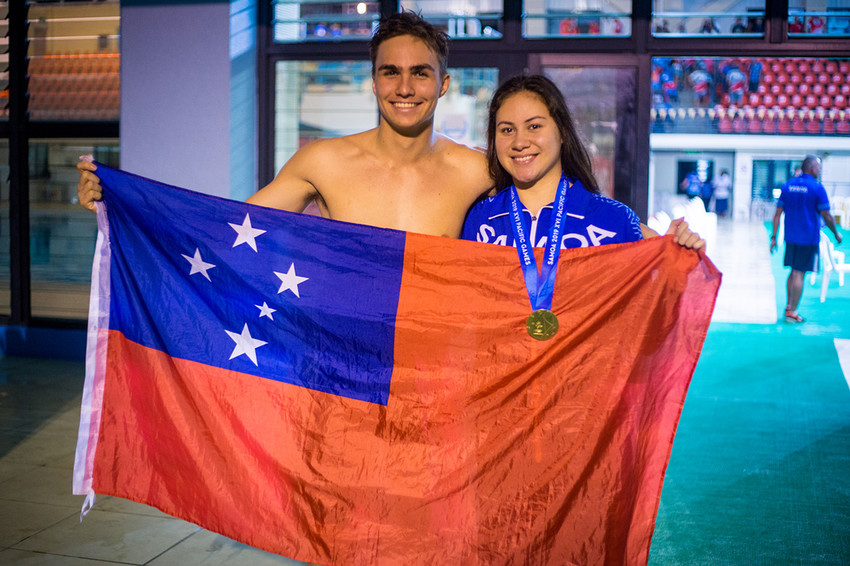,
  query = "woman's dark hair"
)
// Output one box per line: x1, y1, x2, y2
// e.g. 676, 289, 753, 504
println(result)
486, 74, 599, 194
369, 11, 449, 77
